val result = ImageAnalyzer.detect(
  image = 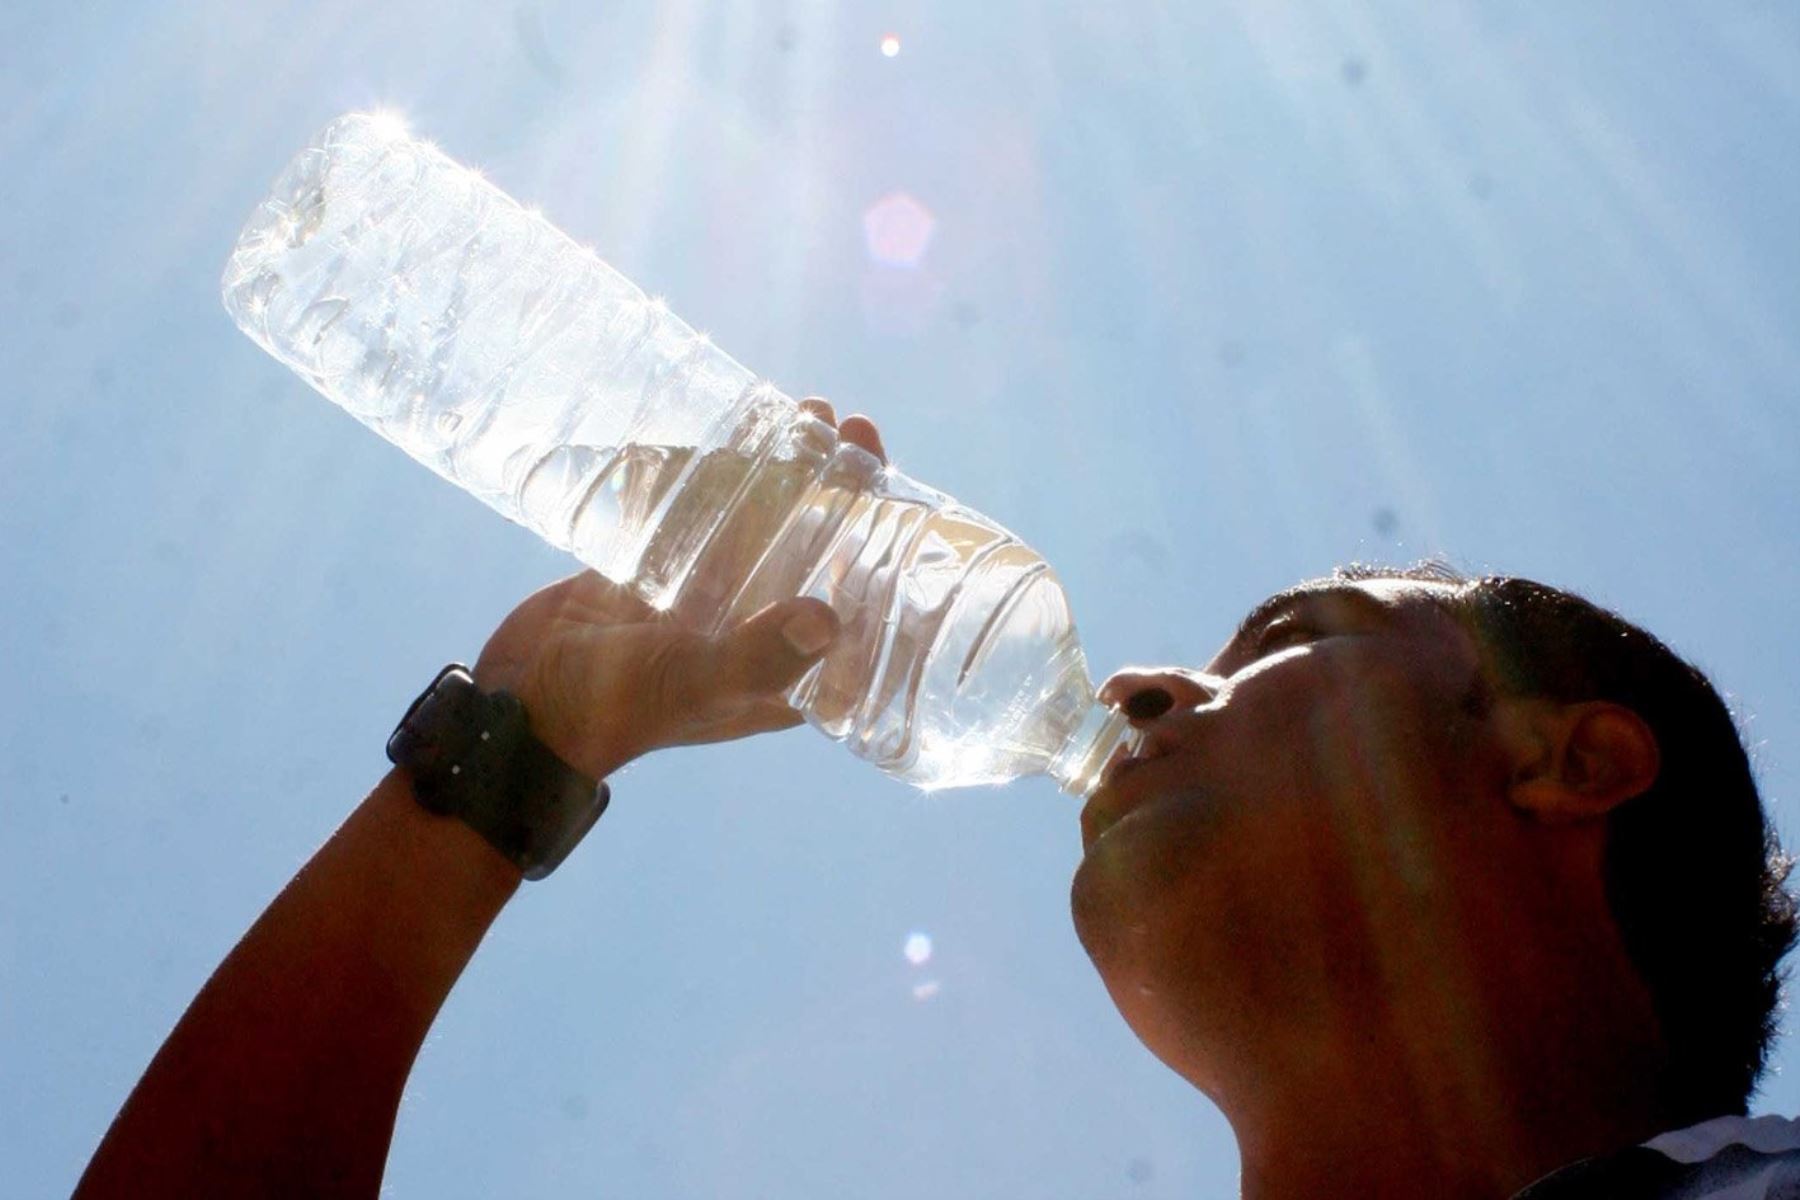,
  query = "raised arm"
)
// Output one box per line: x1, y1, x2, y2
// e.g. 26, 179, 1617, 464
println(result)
74, 402, 885, 1199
